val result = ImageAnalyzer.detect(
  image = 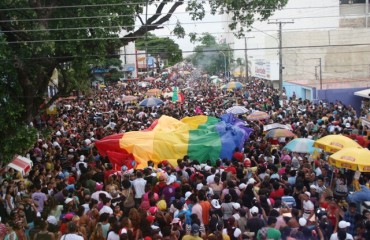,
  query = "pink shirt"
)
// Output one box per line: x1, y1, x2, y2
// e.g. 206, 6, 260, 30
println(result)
192, 203, 203, 224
